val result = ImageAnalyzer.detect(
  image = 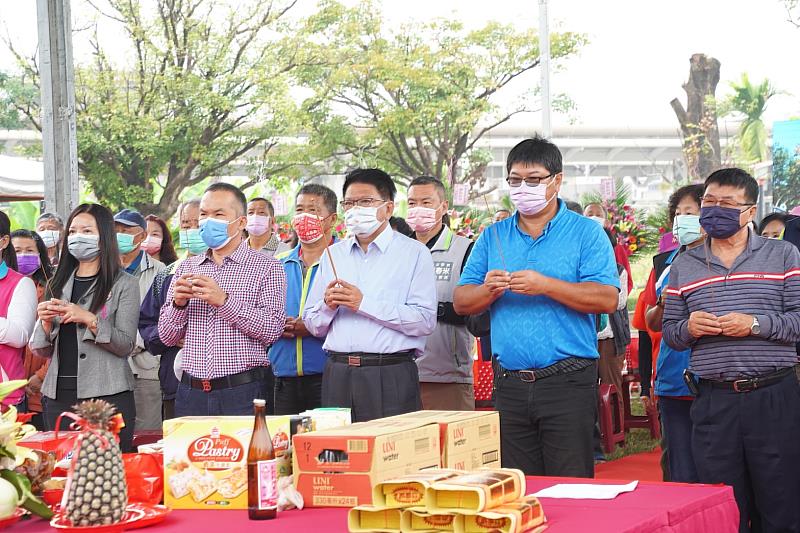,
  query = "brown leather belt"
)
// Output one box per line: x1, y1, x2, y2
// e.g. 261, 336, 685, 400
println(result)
328, 350, 415, 367
181, 367, 265, 392
699, 365, 797, 393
